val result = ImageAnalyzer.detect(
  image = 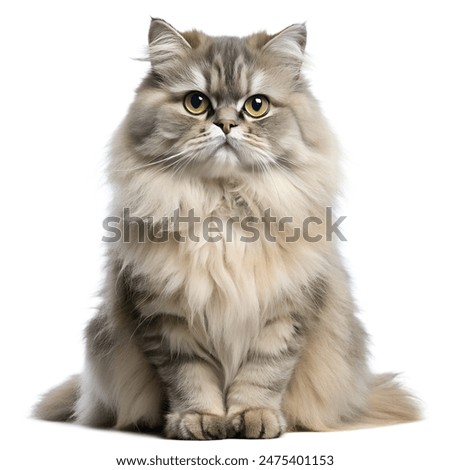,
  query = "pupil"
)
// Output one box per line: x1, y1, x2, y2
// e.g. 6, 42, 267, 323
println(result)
191, 94, 203, 108
252, 97, 262, 111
